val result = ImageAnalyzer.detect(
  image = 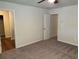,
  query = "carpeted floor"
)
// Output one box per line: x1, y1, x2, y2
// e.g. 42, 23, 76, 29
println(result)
0, 39, 78, 59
